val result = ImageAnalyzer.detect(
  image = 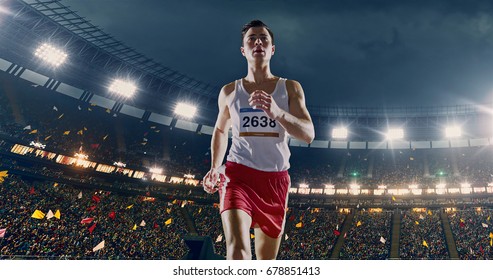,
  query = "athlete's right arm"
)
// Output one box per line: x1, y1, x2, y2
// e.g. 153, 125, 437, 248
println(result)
203, 83, 233, 194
